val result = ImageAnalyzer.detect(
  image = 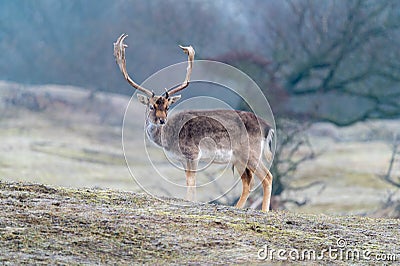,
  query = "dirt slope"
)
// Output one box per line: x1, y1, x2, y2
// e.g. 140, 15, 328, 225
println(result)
0, 181, 398, 265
